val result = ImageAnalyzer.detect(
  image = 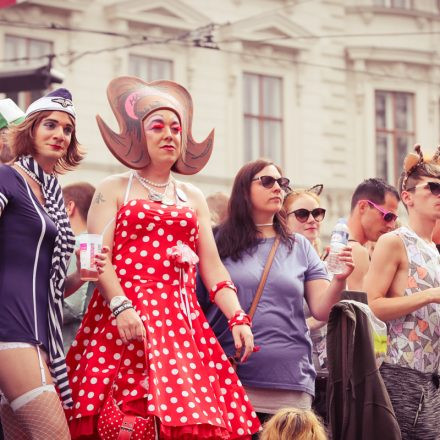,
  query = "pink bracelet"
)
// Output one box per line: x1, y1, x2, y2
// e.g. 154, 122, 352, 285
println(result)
228, 309, 252, 331
209, 280, 237, 303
